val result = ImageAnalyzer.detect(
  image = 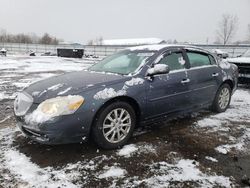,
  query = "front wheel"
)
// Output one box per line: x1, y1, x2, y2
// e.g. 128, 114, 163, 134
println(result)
211, 83, 232, 113
92, 101, 136, 149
